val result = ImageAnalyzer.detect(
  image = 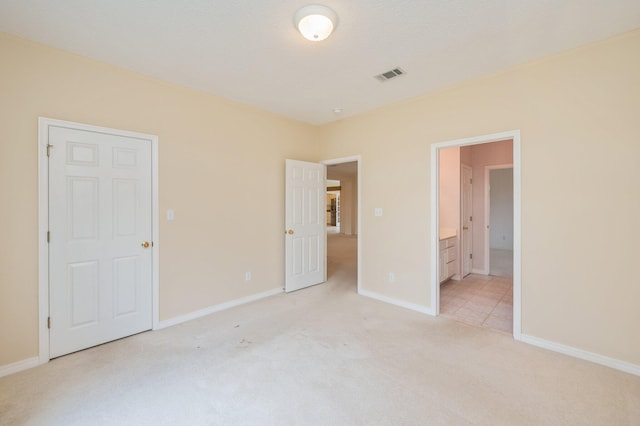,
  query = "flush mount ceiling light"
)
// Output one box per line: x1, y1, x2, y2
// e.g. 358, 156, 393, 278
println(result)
294, 4, 338, 42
